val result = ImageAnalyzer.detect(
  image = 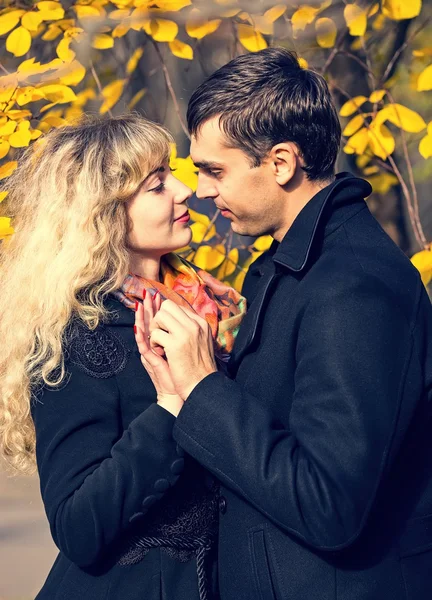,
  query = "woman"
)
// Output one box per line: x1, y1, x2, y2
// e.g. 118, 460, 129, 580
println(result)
0, 115, 246, 600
